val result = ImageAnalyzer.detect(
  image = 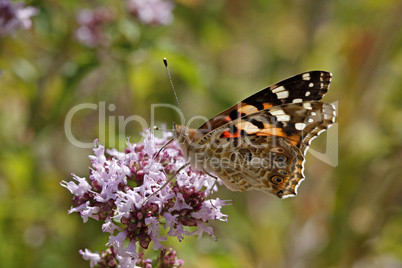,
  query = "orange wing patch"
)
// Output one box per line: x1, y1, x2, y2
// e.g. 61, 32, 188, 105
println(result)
263, 103, 274, 109
220, 129, 242, 138
256, 124, 301, 145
